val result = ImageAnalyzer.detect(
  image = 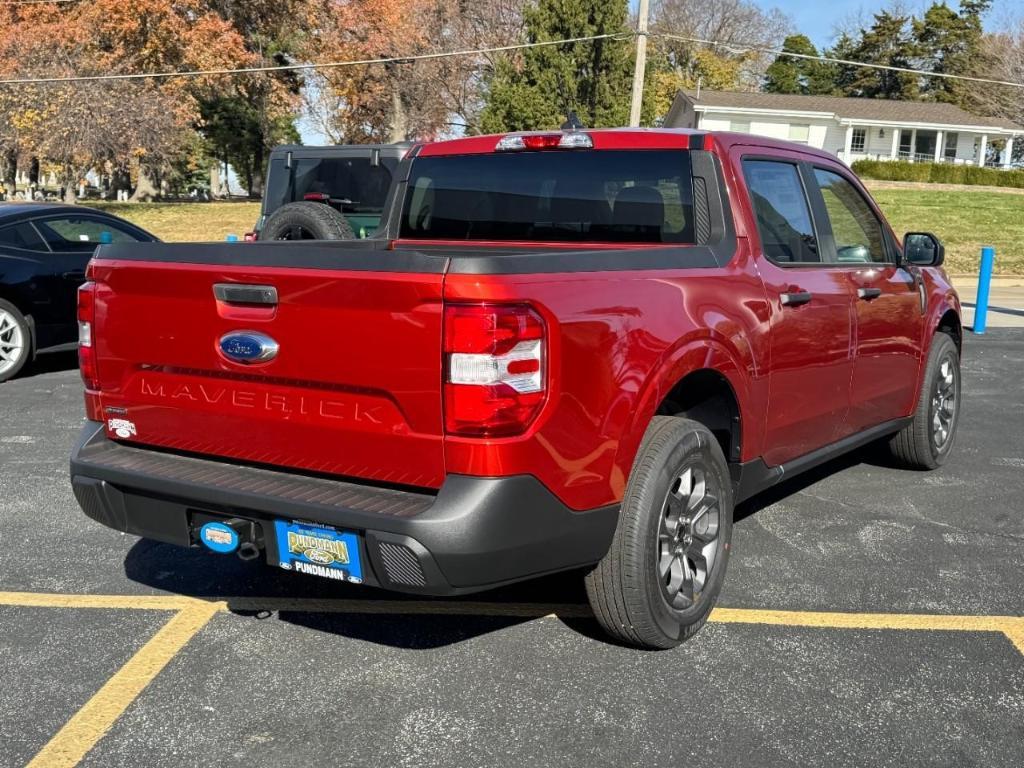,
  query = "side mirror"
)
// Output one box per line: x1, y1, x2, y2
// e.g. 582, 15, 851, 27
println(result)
903, 232, 945, 267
